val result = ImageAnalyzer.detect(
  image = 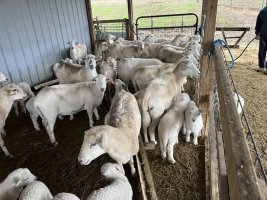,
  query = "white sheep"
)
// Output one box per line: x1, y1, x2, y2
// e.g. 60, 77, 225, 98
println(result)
108, 41, 144, 60
19, 180, 53, 200
53, 54, 97, 84
113, 79, 126, 94
143, 33, 159, 43
79, 89, 141, 176
233, 92, 245, 115
0, 168, 37, 200
135, 59, 200, 144
158, 93, 191, 164
117, 57, 162, 90
13, 82, 35, 117
184, 101, 203, 145
34, 74, 107, 146
52, 193, 80, 200
0, 72, 8, 82
86, 163, 132, 200
0, 84, 27, 157
68, 41, 87, 64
